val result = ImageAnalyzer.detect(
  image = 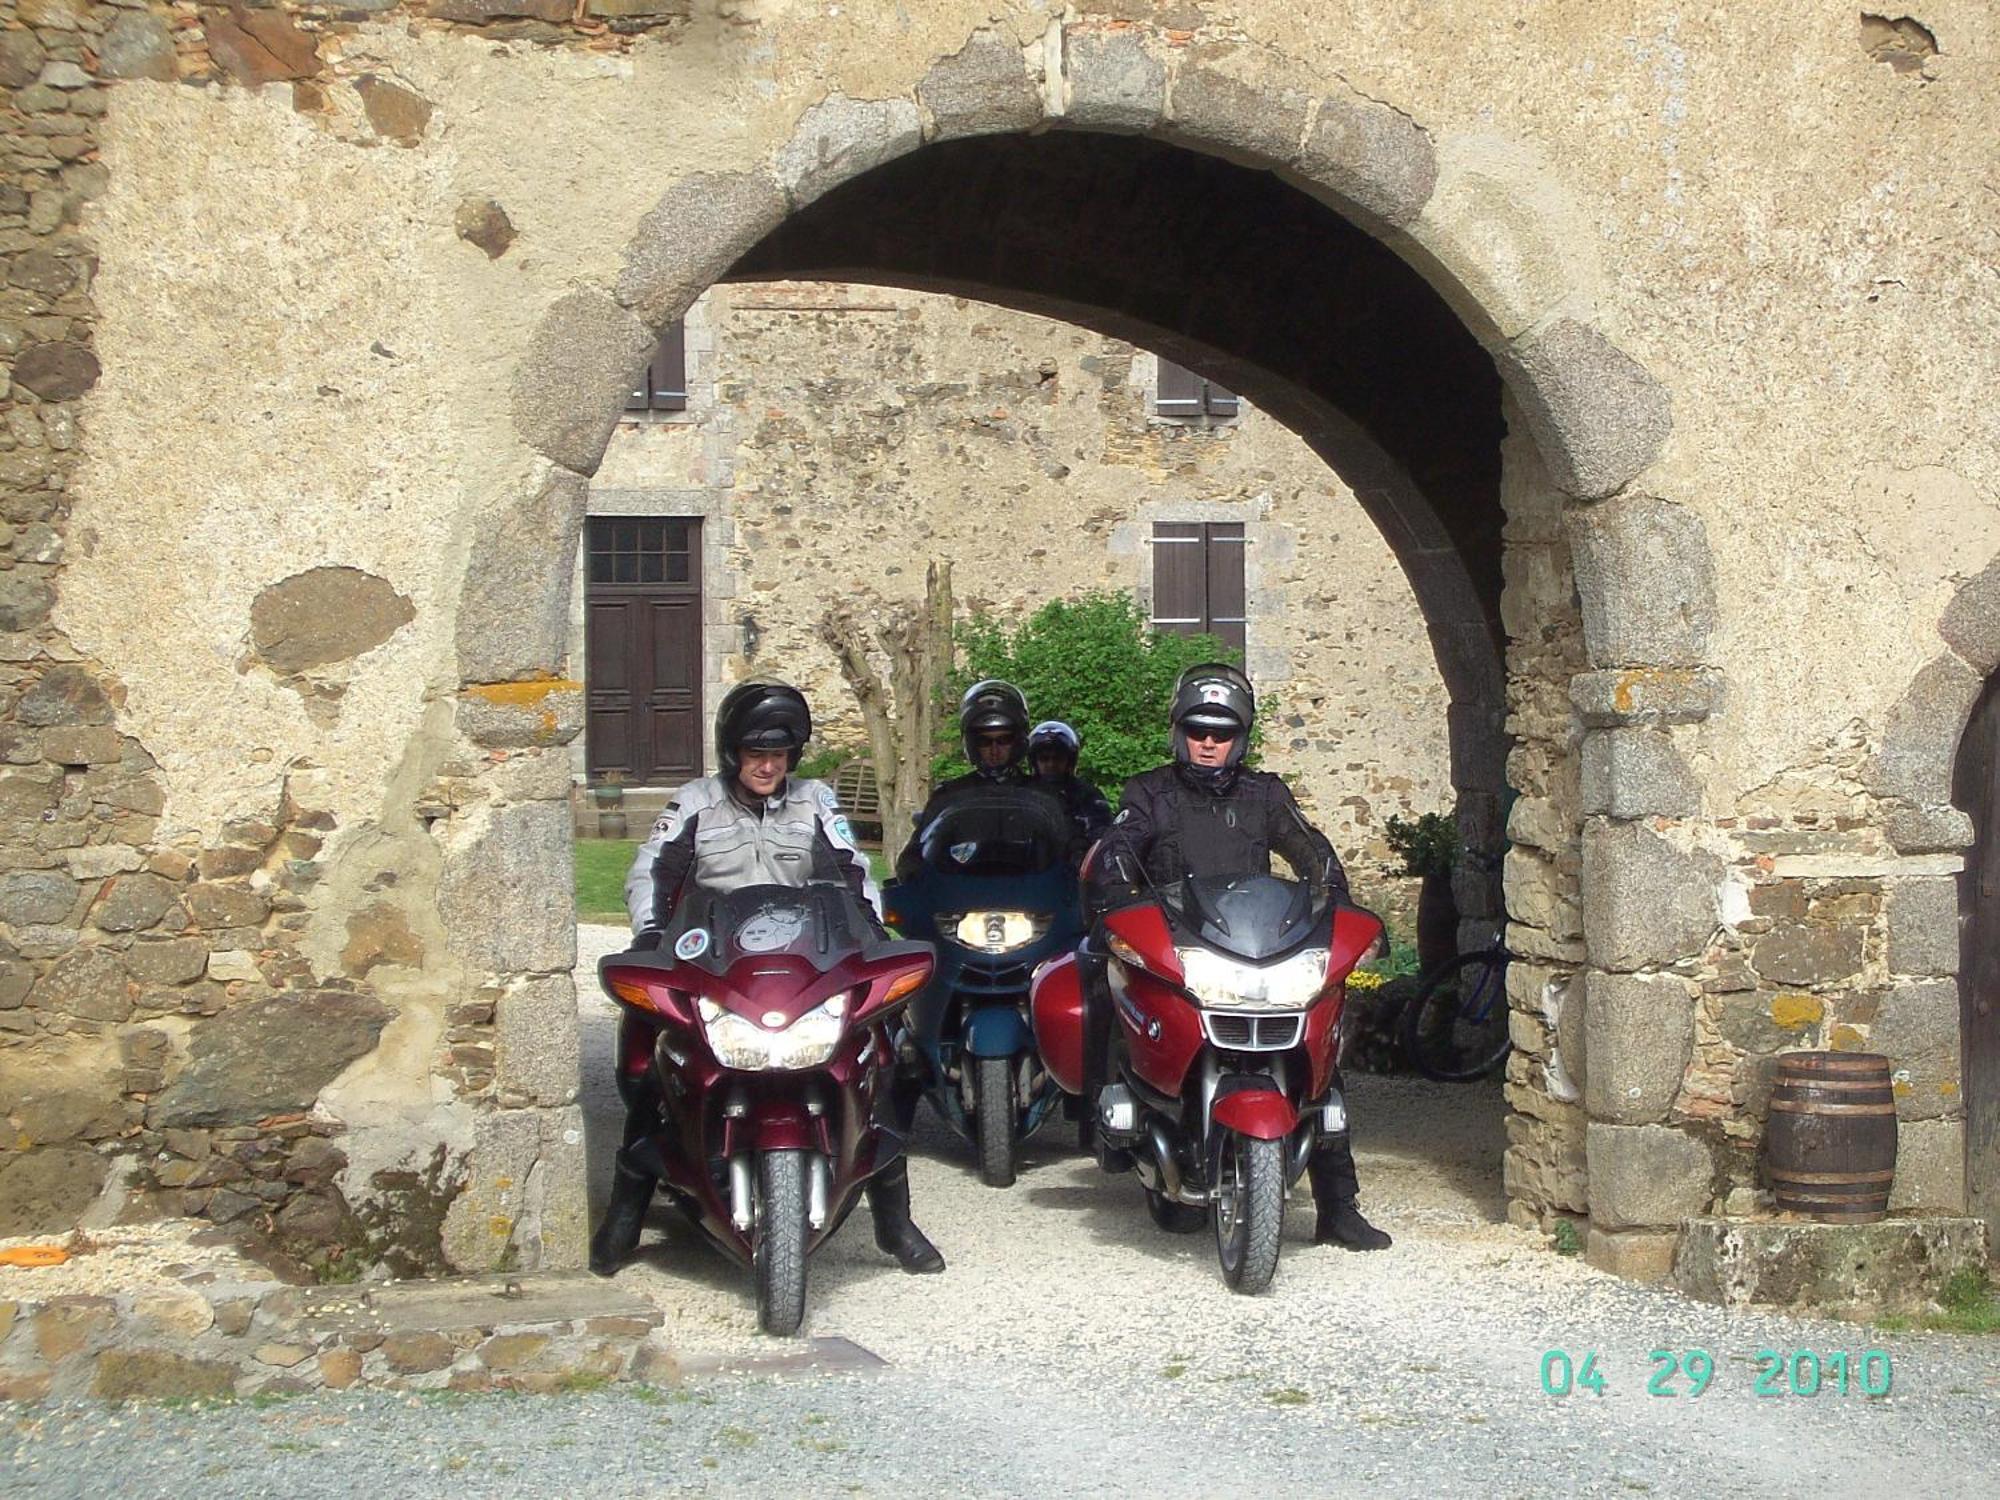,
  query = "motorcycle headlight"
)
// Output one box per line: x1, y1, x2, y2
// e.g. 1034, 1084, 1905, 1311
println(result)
940, 909, 1052, 954
697, 992, 848, 1071
1174, 947, 1329, 1010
